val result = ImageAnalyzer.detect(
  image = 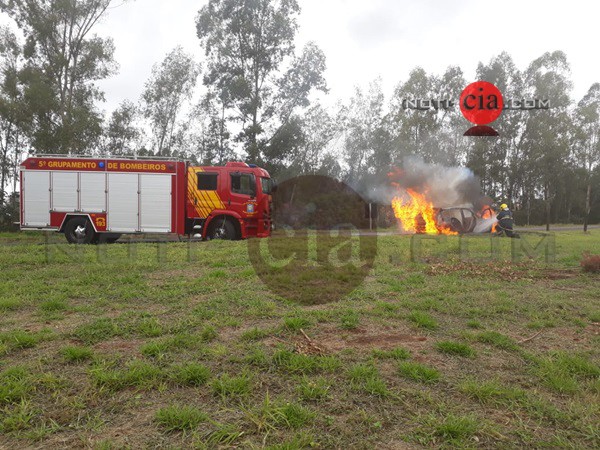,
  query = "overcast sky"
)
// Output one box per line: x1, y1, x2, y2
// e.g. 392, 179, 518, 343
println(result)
5, 0, 600, 114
